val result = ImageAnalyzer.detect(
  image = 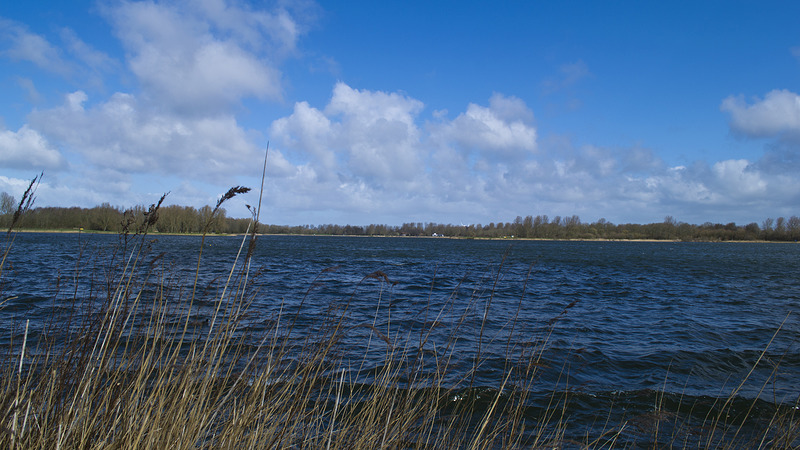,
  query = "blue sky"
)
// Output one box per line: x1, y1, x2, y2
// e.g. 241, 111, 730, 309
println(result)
1, 1, 799, 226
